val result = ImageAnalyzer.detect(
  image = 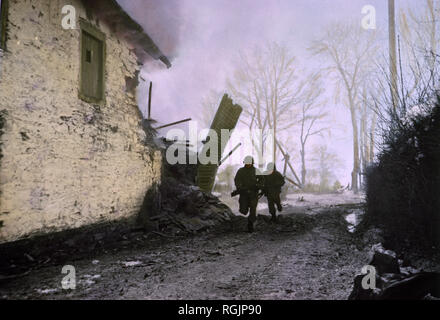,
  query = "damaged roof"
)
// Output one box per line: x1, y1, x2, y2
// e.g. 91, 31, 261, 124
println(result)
81, 0, 171, 68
